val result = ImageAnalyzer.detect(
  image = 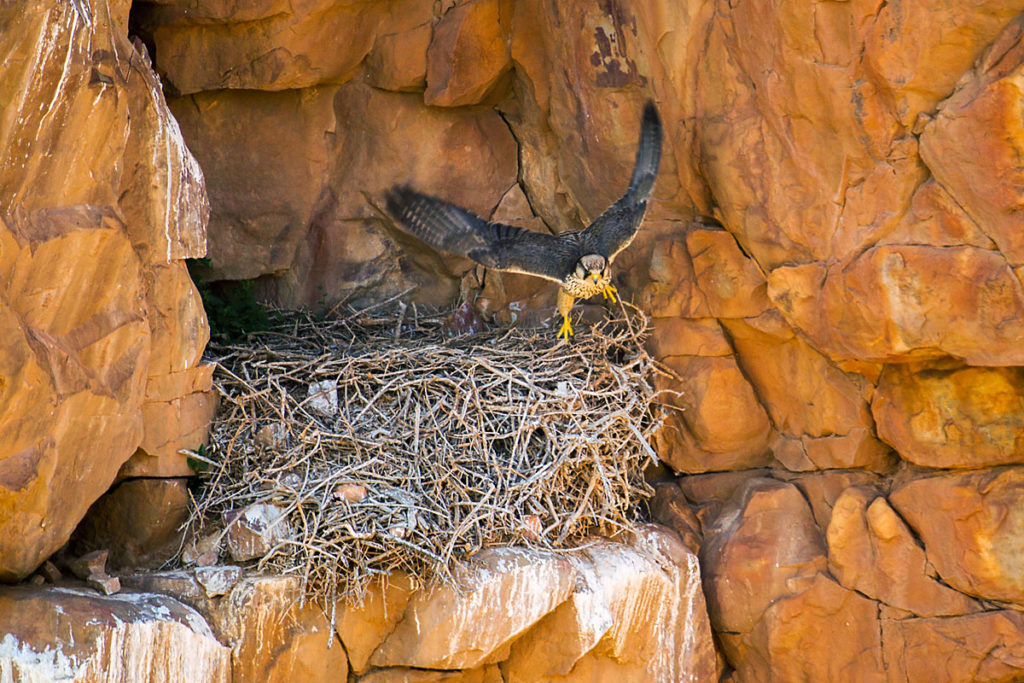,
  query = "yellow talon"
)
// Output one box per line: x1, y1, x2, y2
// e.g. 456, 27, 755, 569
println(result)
601, 284, 618, 303
557, 314, 574, 340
